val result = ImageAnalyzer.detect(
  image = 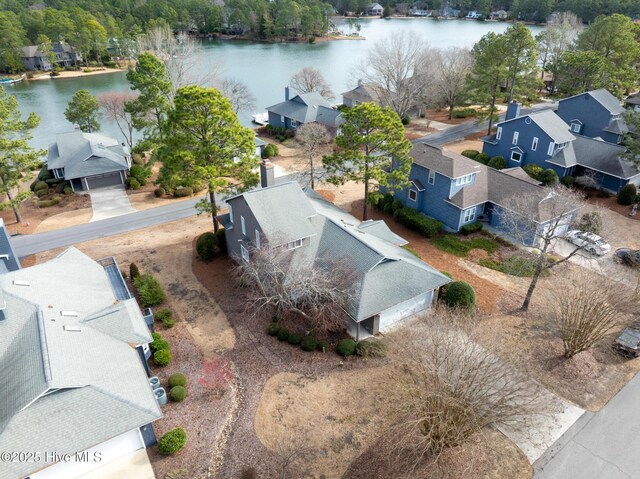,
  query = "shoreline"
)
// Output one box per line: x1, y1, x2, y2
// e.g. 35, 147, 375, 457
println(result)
31, 68, 126, 81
